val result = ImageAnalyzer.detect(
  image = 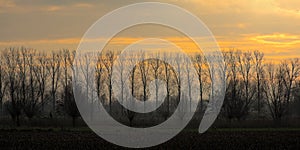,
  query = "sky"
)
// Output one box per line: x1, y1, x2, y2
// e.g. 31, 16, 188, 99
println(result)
0, 0, 300, 60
